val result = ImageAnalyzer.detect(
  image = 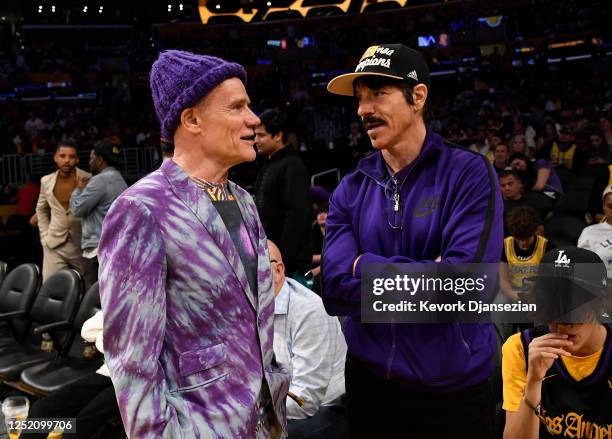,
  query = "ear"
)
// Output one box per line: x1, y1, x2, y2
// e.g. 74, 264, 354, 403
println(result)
273, 131, 284, 144
179, 107, 202, 135
412, 84, 428, 113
